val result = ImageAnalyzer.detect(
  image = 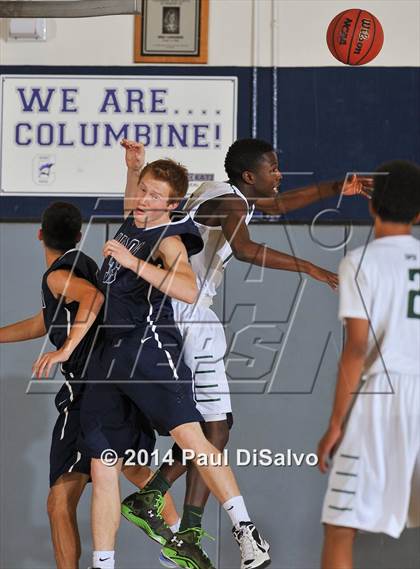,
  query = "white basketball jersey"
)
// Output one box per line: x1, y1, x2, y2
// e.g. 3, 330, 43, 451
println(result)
338, 235, 420, 377
184, 181, 255, 303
